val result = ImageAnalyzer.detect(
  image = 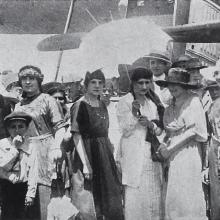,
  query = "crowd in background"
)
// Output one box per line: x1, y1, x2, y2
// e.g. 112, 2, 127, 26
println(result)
0, 51, 220, 220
